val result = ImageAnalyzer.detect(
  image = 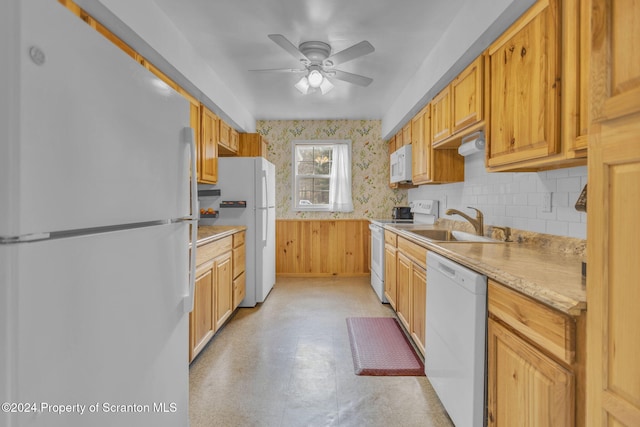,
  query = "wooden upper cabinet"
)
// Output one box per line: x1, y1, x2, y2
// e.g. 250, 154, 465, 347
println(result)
411, 103, 464, 185
486, 0, 560, 170
230, 129, 239, 152
431, 86, 452, 144
199, 105, 218, 184
388, 134, 397, 155
178, 89, 203, 183
411, 105, 431, 184
485, 0, 588, 171
451, 55, 484, 135
402, 123, 412, 146
238, 133, 269, 157
564, 0, 591, 157
218, 119, 238, 156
